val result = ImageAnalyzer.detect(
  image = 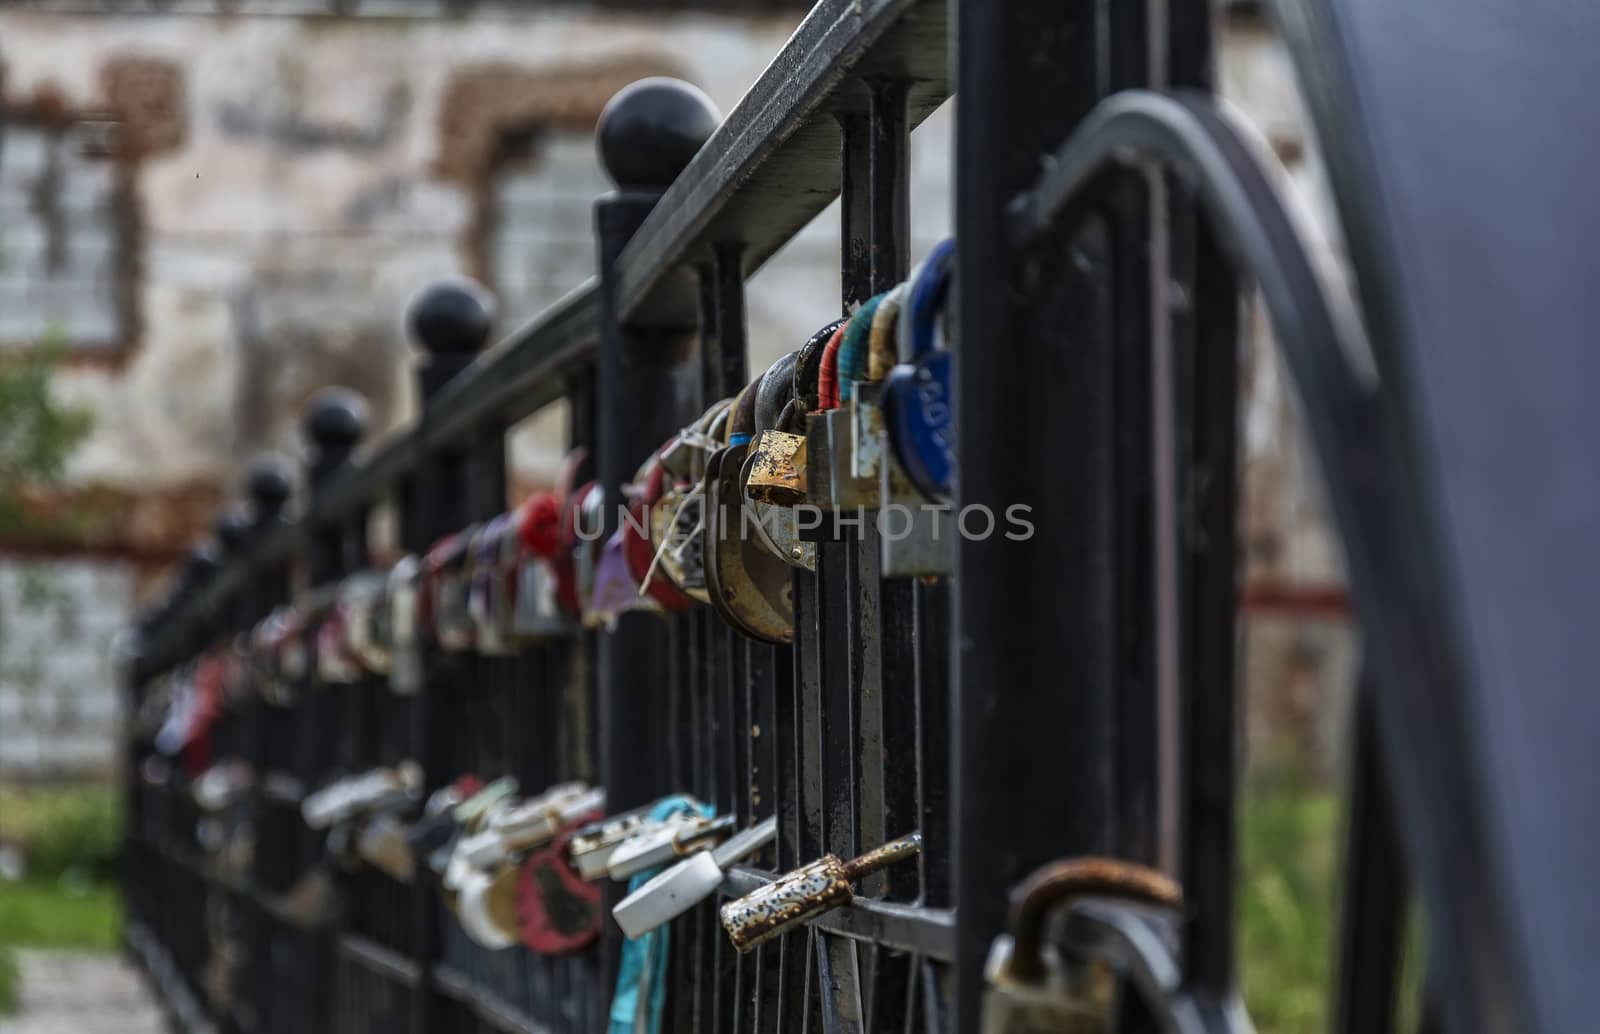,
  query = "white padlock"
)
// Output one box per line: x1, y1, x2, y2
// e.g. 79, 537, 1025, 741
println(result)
607, 813, 736, 881
567, 803, 664, 881
492, 783, 604, 853
613, 816, 777, 938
